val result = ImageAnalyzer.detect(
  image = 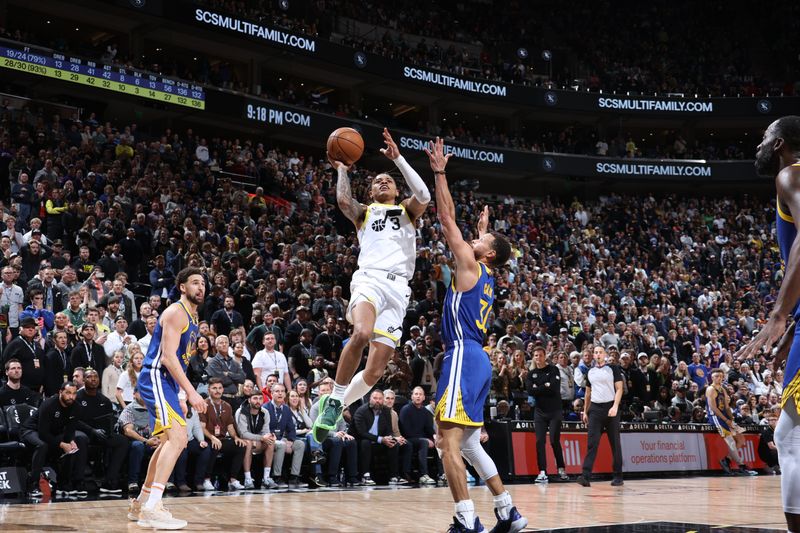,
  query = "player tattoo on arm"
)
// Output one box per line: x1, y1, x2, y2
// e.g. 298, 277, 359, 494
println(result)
335, 164, 366, 224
